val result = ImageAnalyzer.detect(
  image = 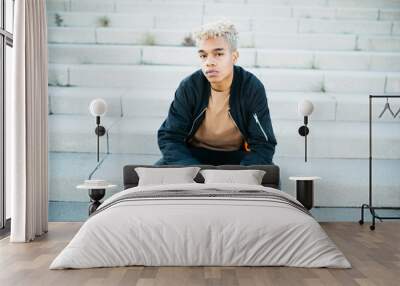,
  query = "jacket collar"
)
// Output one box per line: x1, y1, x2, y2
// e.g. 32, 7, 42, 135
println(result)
201, 65, 240, 109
